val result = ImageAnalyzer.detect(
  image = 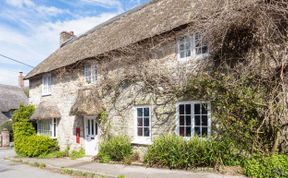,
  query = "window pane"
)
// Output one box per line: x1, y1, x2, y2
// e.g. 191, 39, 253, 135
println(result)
180, 44, 185, 50
144, 117, 149, 126
186, 116, 191, 125
53, 119, 56, 137
195, 127, 201, 136
137, 128, 143, 136
180, 116, 184, 125
202, 45, 208, 54
180, 51, 185, 58
91, 119, 94, 135
186, 127, 191, 136
196, 48, 202, 55
202, 104, 208, 114
186, 50, 191, 57
88, 120, 90, 135
185, 104, 191, 114
144, 128, 149, 137
144, 108, 149, 116
195, 116, 201, 126
179, 127, 184, 136
202, 115, 208, 126
194, 104, 200, 114
137, 108, 143, 116
179, 105, 184, 114
202, 127, 208, 136
137, 117, 143, 126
